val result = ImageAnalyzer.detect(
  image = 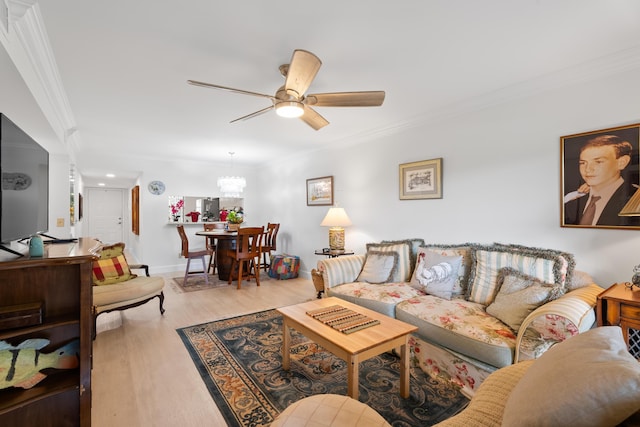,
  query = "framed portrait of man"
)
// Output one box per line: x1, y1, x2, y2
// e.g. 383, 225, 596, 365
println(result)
561, 123, 640, 229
